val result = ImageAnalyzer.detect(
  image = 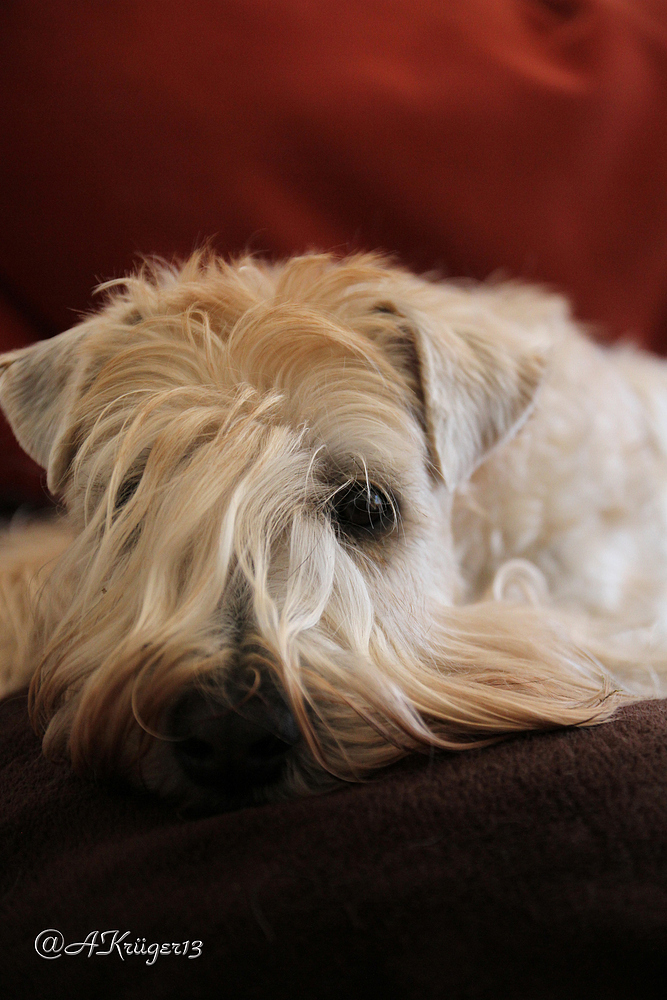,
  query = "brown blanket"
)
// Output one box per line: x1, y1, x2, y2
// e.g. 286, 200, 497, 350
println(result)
1, 691, 665, 999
